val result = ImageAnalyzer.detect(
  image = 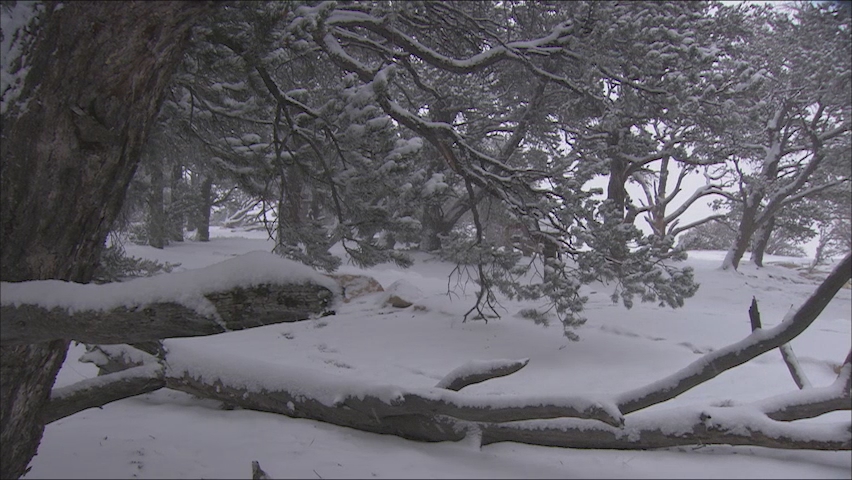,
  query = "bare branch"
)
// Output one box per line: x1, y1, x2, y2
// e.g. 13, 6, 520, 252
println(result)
778, 343, 812, 390
45, 364, 165, 424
